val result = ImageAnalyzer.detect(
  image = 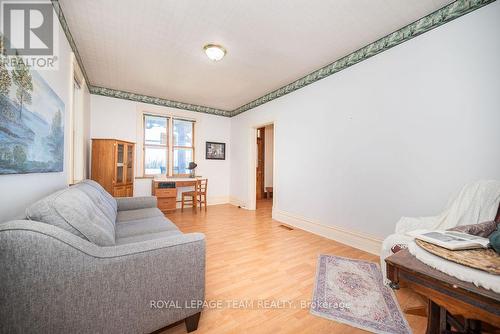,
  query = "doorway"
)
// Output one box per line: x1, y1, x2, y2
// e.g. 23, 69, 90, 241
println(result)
256, 124, 274, 208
